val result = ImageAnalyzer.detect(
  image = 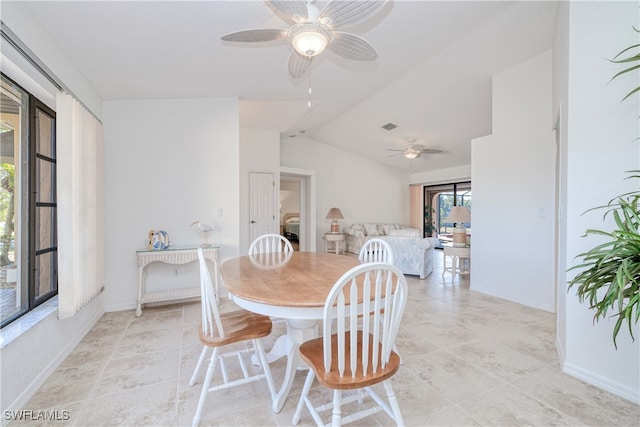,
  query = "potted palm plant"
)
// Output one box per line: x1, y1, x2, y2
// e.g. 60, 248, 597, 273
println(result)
568, 27, 640, 348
